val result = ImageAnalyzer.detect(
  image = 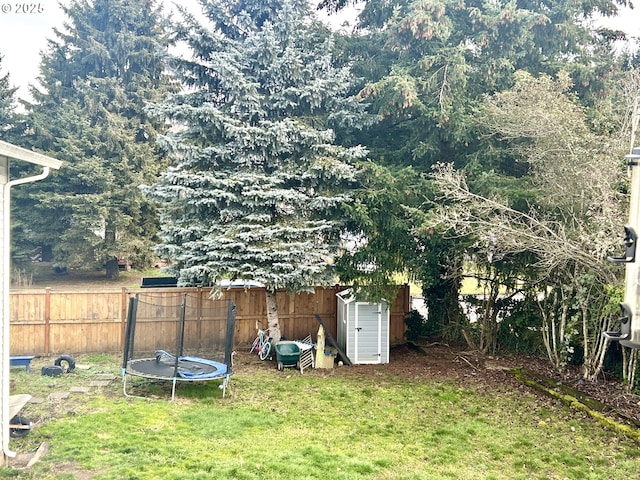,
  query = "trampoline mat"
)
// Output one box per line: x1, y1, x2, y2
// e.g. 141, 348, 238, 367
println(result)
127, 356, 227, 380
